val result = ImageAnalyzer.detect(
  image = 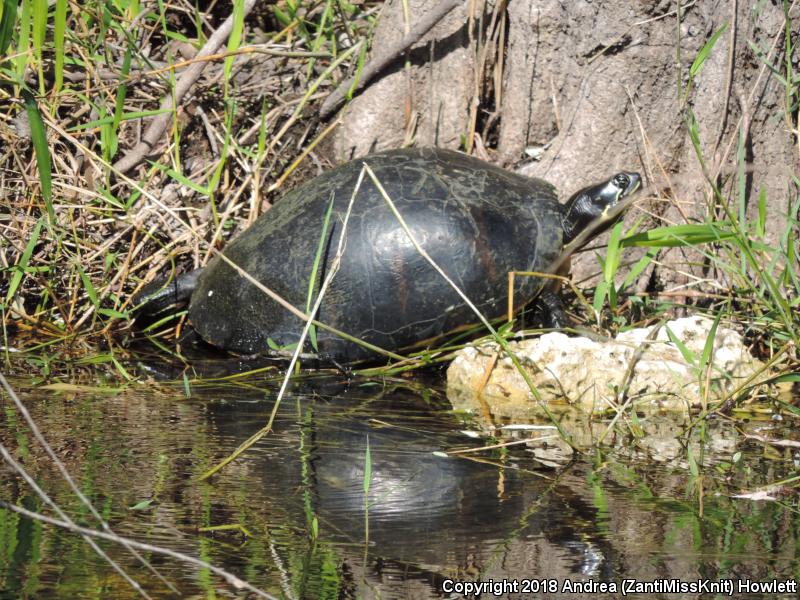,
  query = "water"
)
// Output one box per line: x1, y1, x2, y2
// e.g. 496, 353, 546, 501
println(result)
1, 366, 799, 598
